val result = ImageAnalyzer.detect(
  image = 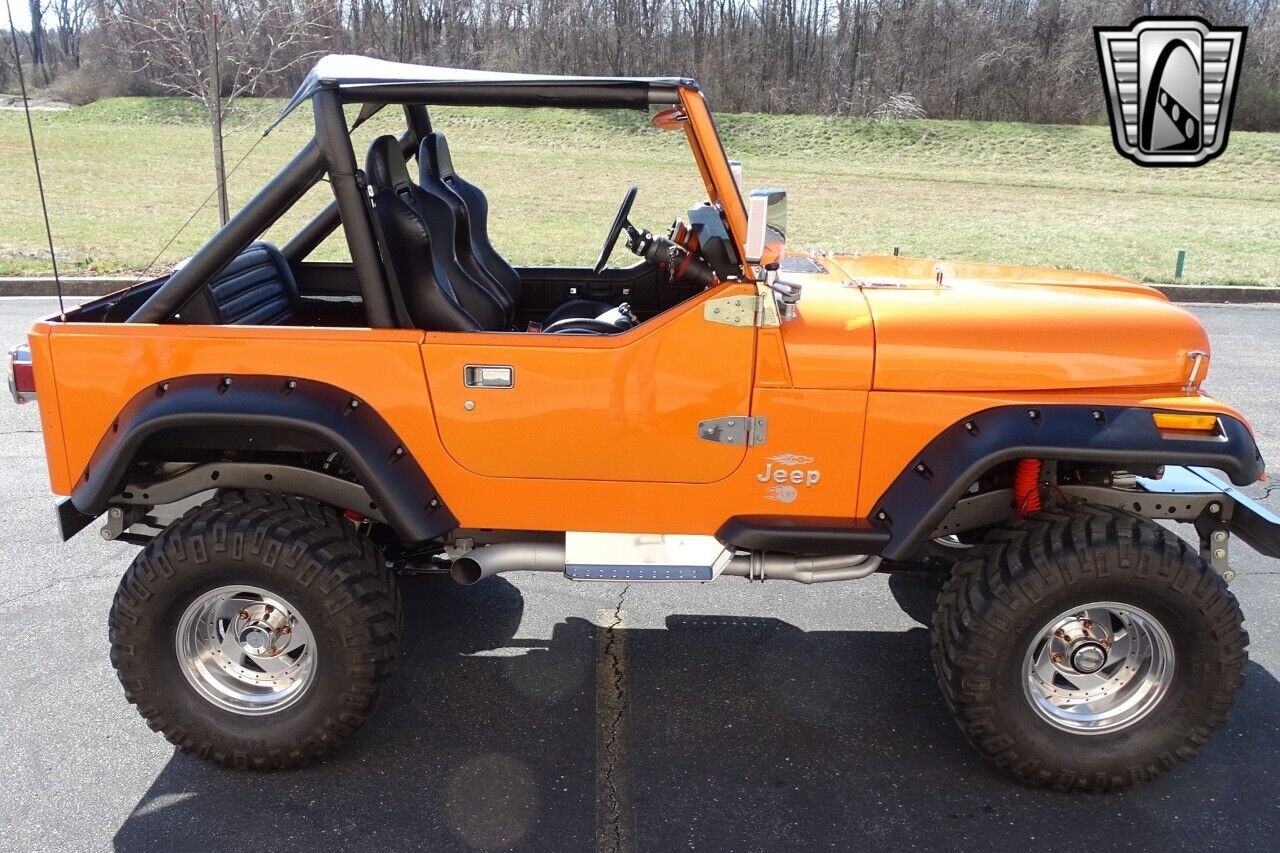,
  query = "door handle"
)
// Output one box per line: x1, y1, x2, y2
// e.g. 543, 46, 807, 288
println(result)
464, 365, 514, 388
